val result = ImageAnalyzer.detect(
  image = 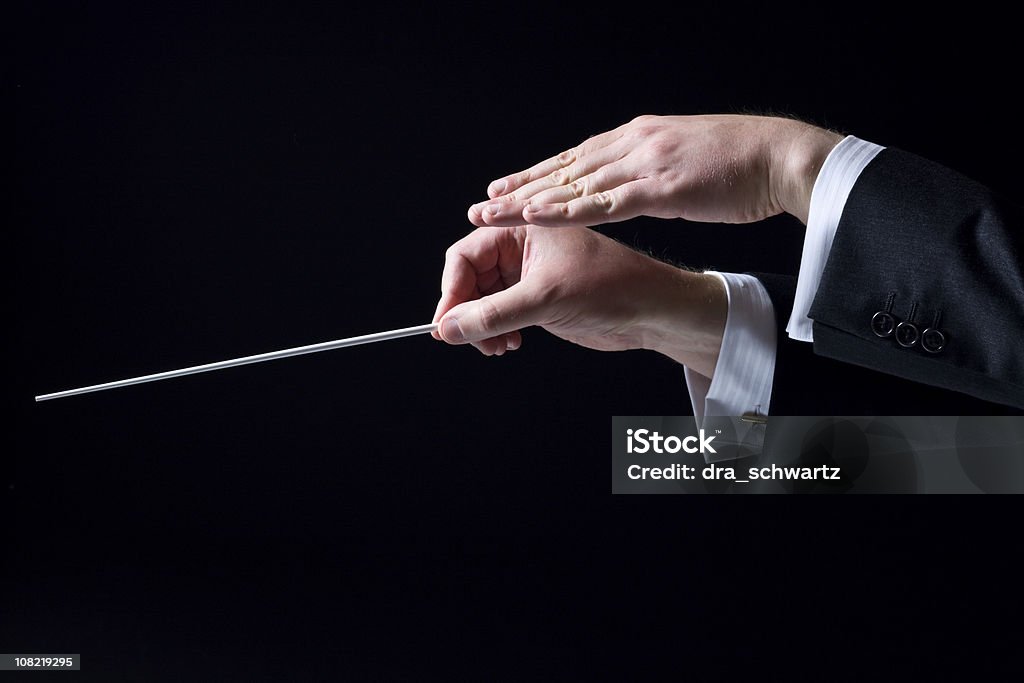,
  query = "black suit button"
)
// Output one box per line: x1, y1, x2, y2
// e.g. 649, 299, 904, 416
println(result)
896, 321, 919, 347
871, 311, 896, 338
921, 328, 946, 353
